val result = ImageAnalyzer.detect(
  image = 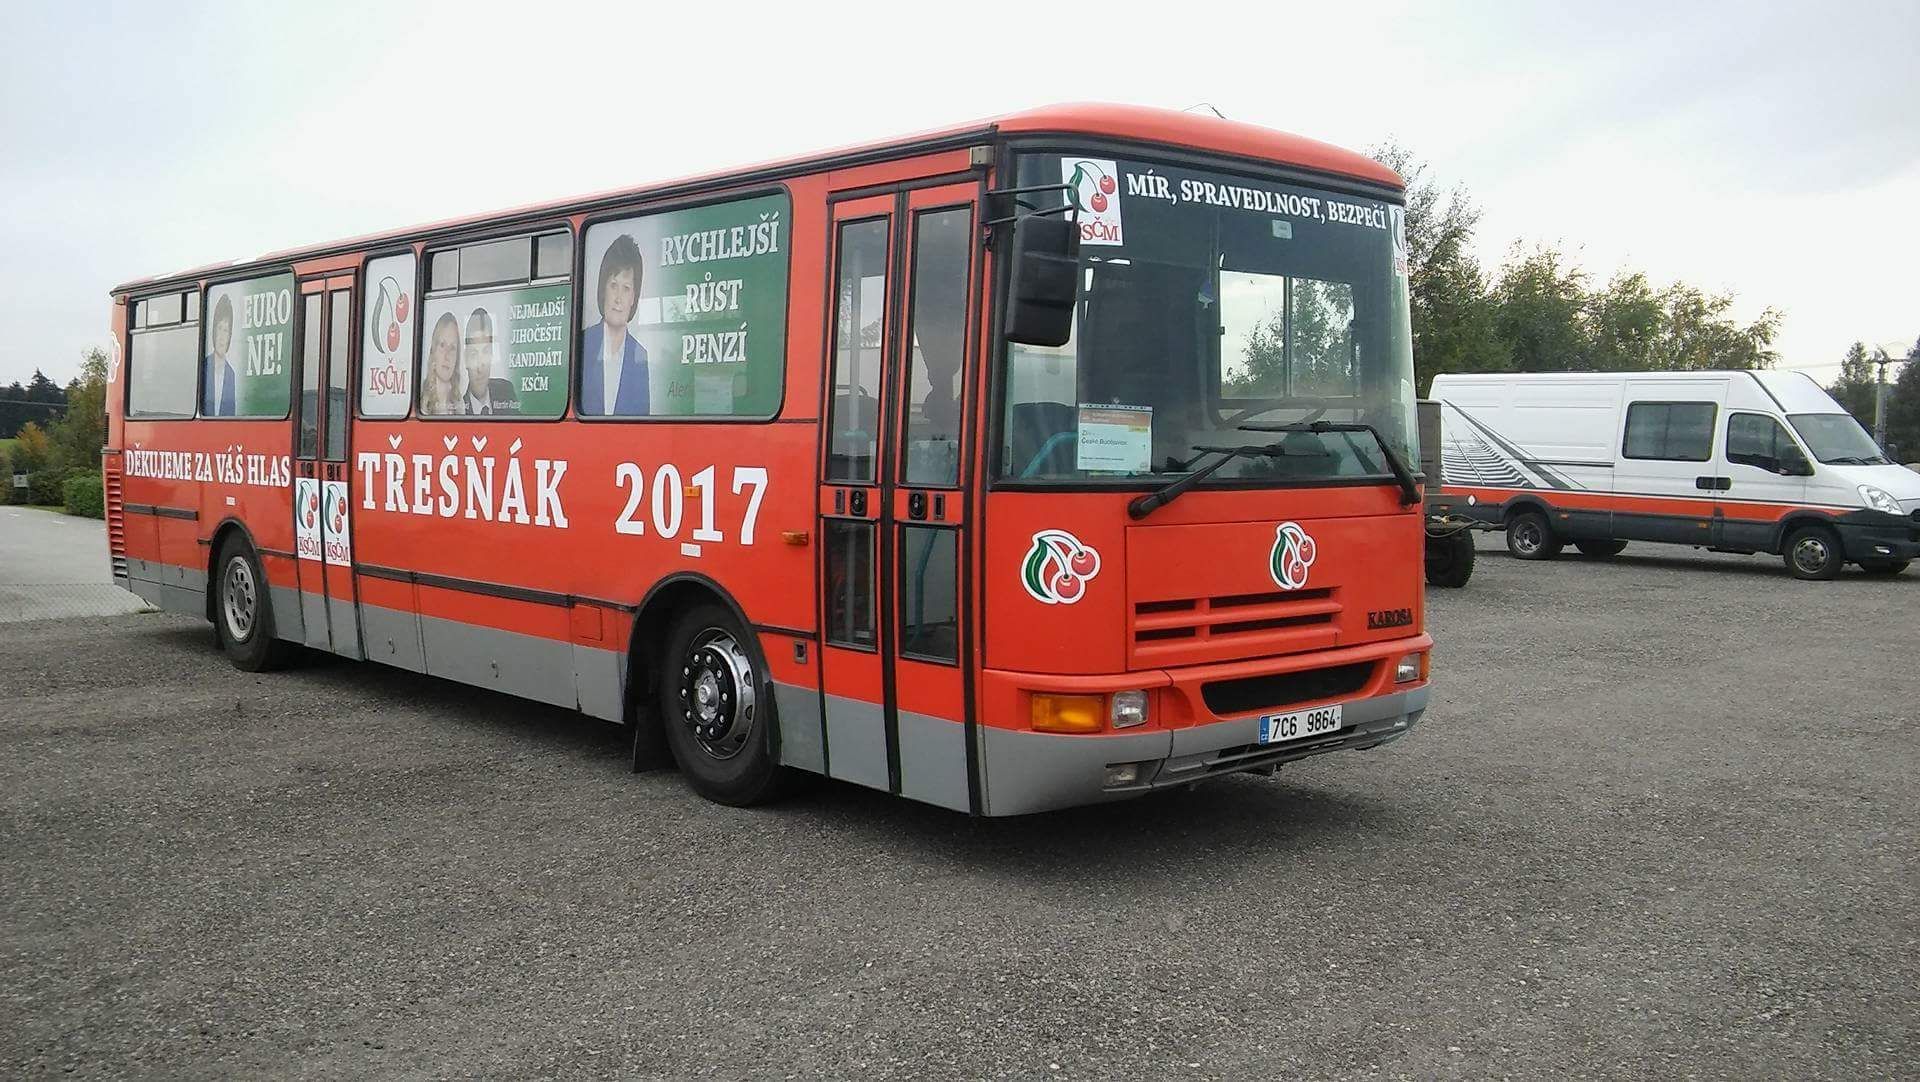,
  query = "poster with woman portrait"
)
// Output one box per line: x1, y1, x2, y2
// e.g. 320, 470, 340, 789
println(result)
202, 273, 293, 417
579, 192, 790, 418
